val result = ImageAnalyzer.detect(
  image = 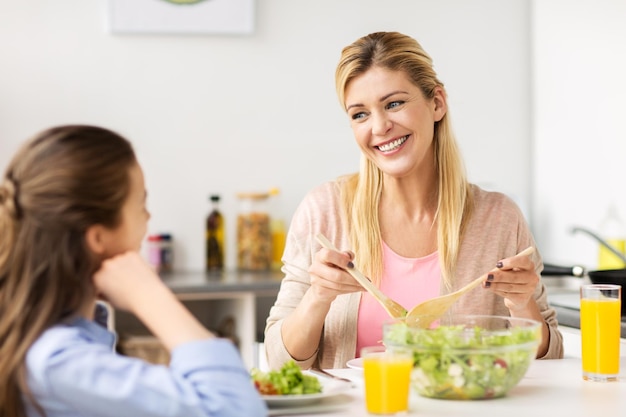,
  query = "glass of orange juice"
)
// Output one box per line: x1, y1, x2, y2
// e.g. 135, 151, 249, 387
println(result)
361, 345, 413, 414
580, 284, 621, 382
